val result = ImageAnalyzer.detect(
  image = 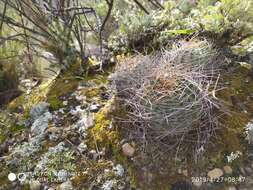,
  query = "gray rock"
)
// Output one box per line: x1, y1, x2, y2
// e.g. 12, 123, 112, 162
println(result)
102, 179, 117, 190
245, 121, 253, 143
30, 102, 49, 121
113, 164, 124, 177
29, 180, 41, 190
70, 106, 86, 116
60, 180, 73, 190
78, 142, 87, 153
74, 112, 94, 135
90, 104, 100, 112
48, 142, 66, 153
31, 112, 52, 136
29, 133, 46, 145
